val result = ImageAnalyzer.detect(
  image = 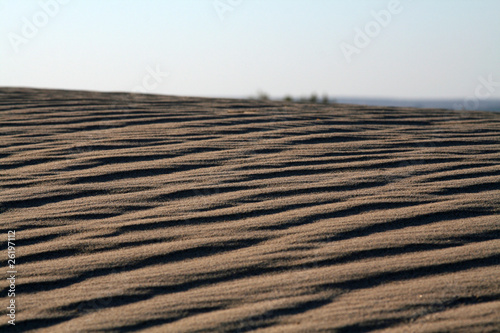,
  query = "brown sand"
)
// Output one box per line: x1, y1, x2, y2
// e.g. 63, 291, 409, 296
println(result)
0, 88, 499, 332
